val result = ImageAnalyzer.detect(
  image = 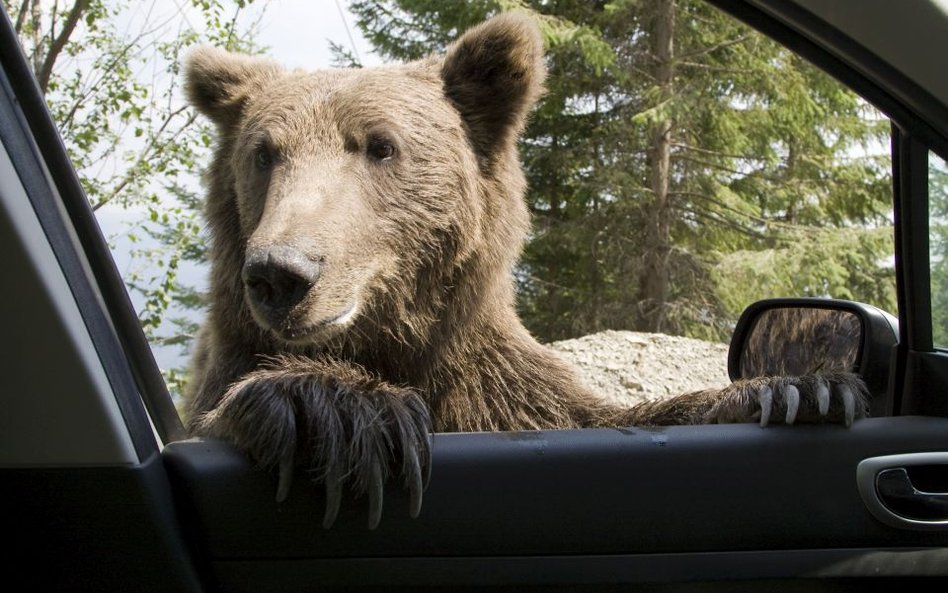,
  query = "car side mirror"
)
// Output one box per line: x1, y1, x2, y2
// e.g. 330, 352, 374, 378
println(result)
728, 298, 899, 413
